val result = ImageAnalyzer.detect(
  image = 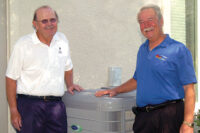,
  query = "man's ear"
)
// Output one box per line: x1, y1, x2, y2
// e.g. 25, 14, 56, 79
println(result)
159, 17, 164, 27
32, 21, 37, 30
